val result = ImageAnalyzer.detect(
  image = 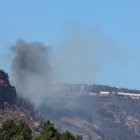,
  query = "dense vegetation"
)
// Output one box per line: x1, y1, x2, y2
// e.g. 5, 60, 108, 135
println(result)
0, 118, 32, 140
0, 118, 81, 140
